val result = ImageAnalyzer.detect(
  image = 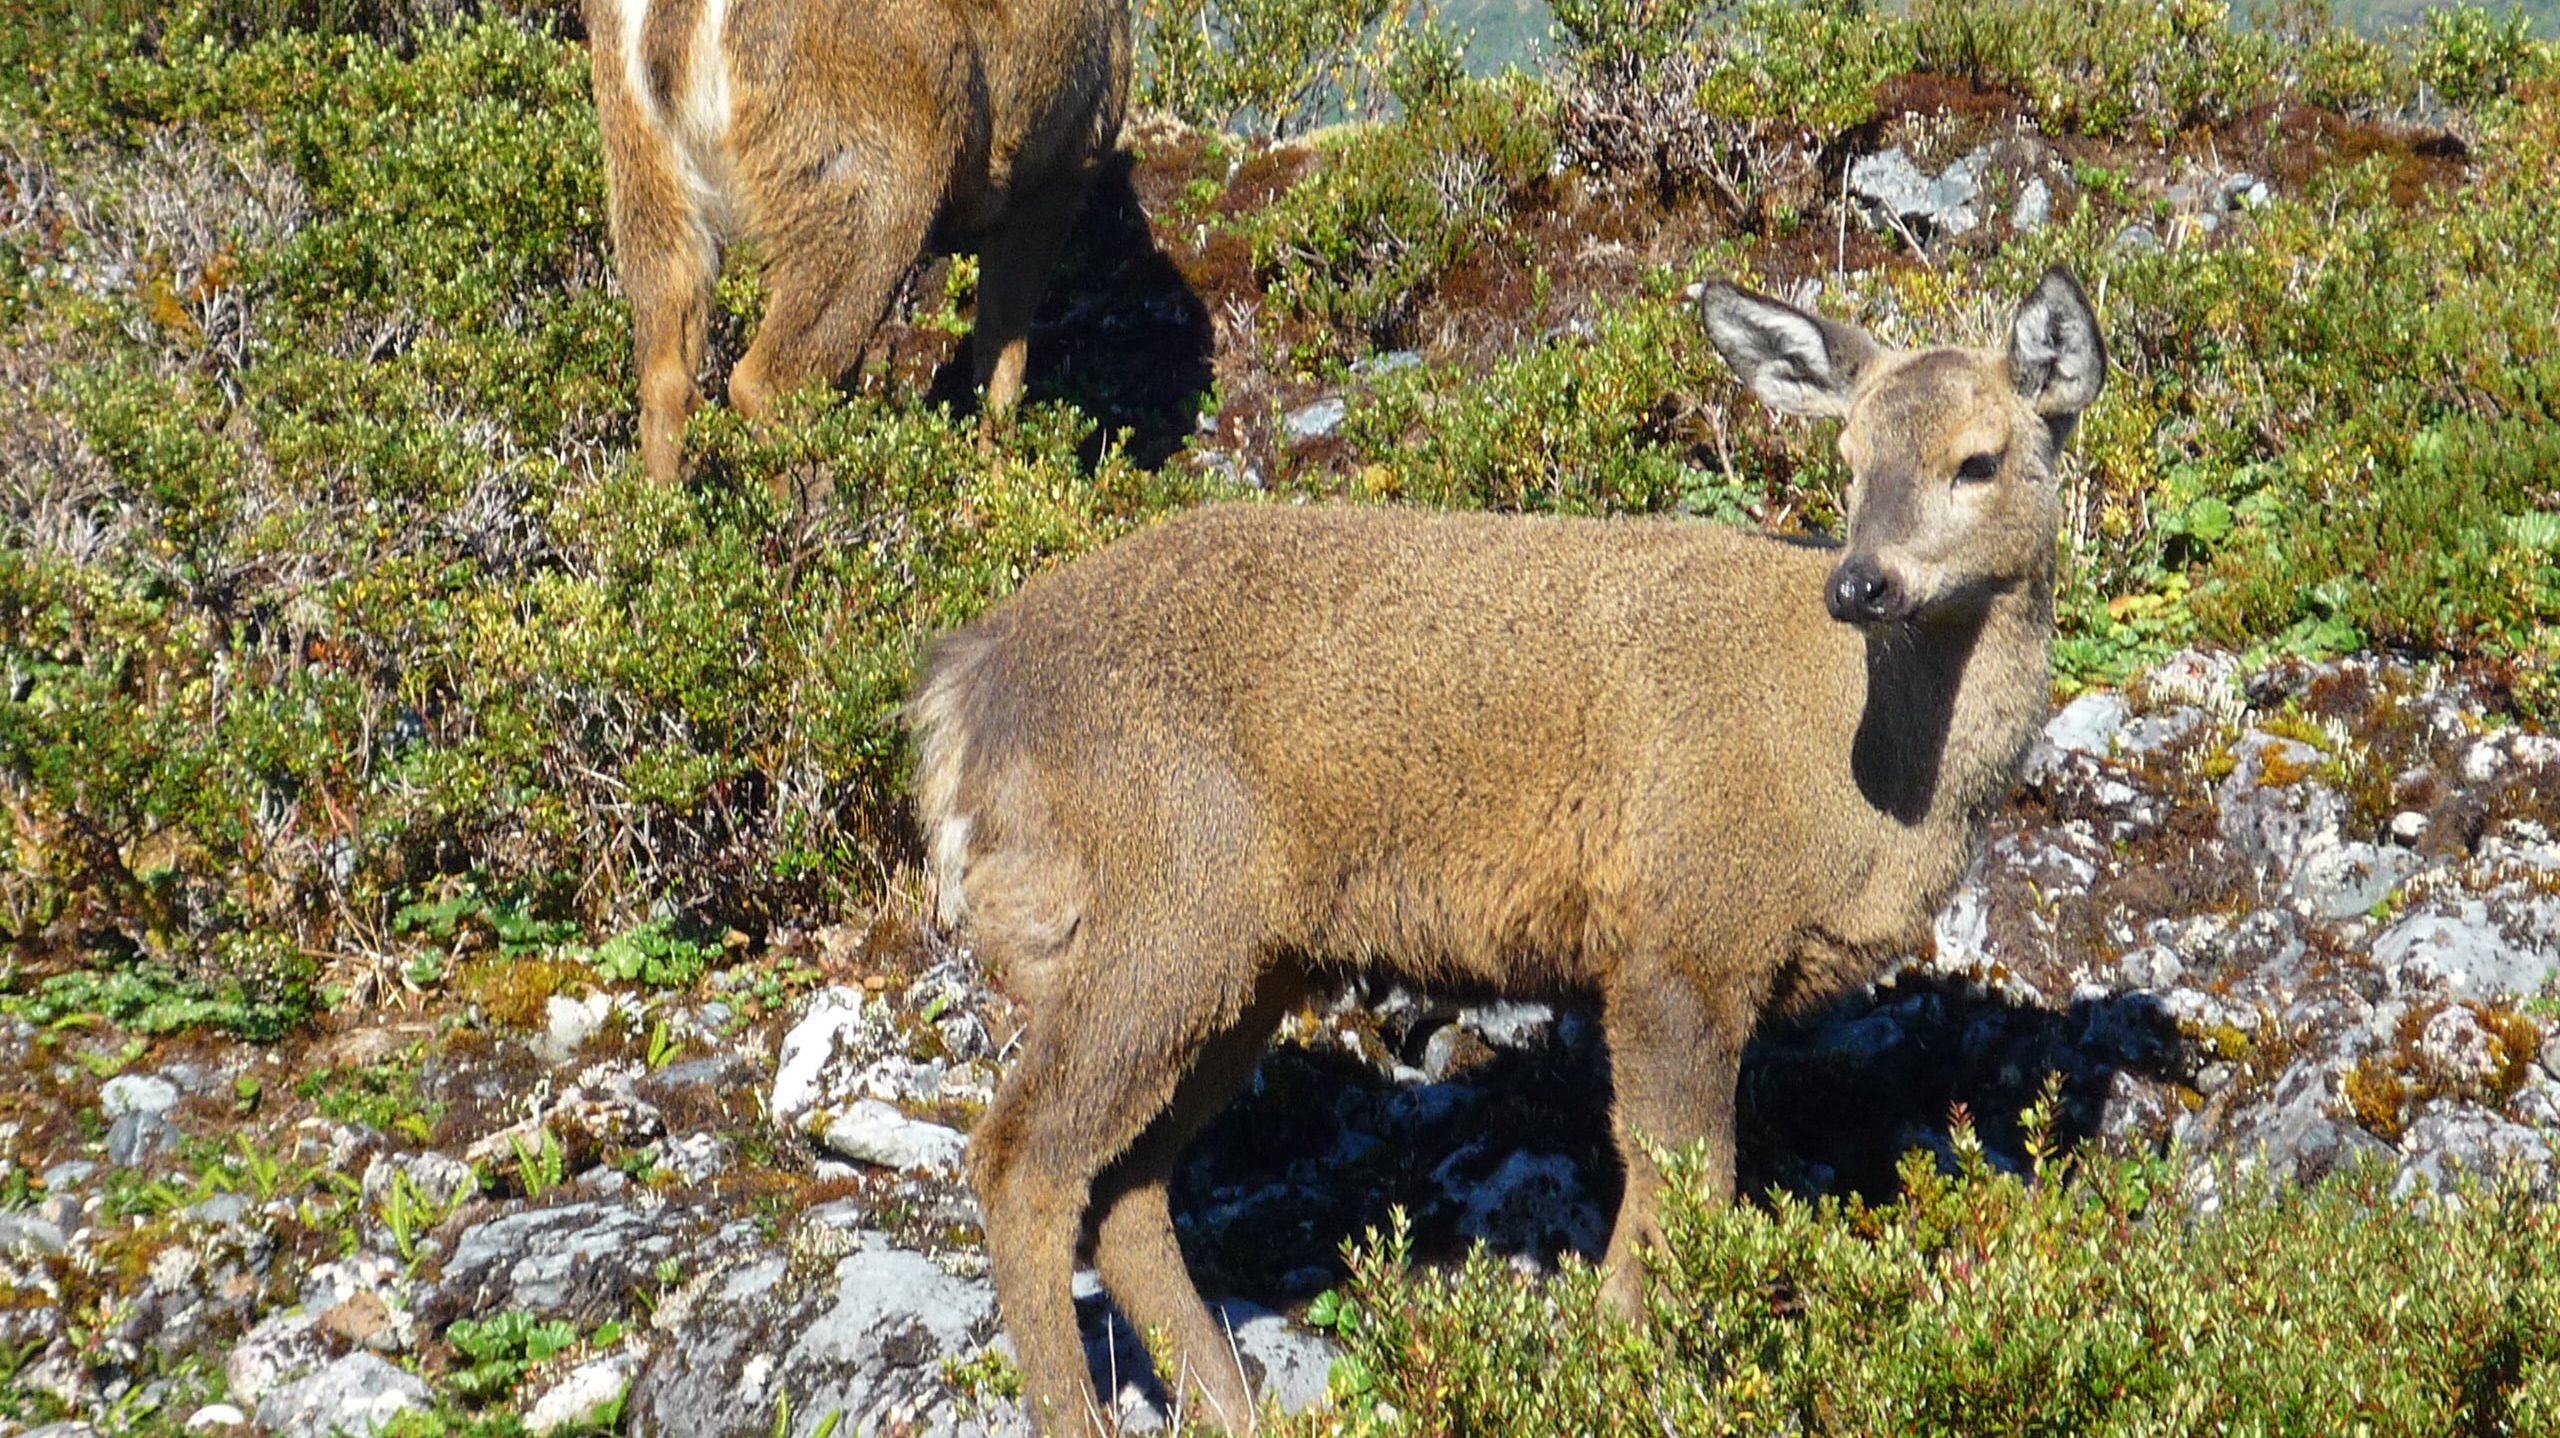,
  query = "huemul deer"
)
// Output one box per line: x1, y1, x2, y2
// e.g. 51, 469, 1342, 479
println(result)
911, 269, 2106, 1433
583, 0, 1128, 482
